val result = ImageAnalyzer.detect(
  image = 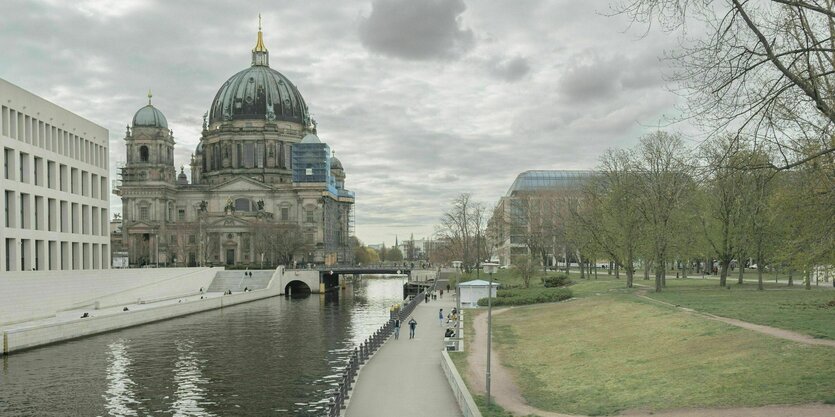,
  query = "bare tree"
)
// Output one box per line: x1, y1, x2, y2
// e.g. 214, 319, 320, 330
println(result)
698, 135, 751, 287
438, 193, 486, 269
630, 131, 695, 292
614, 0, 835, 170
571, 149, 644, 288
